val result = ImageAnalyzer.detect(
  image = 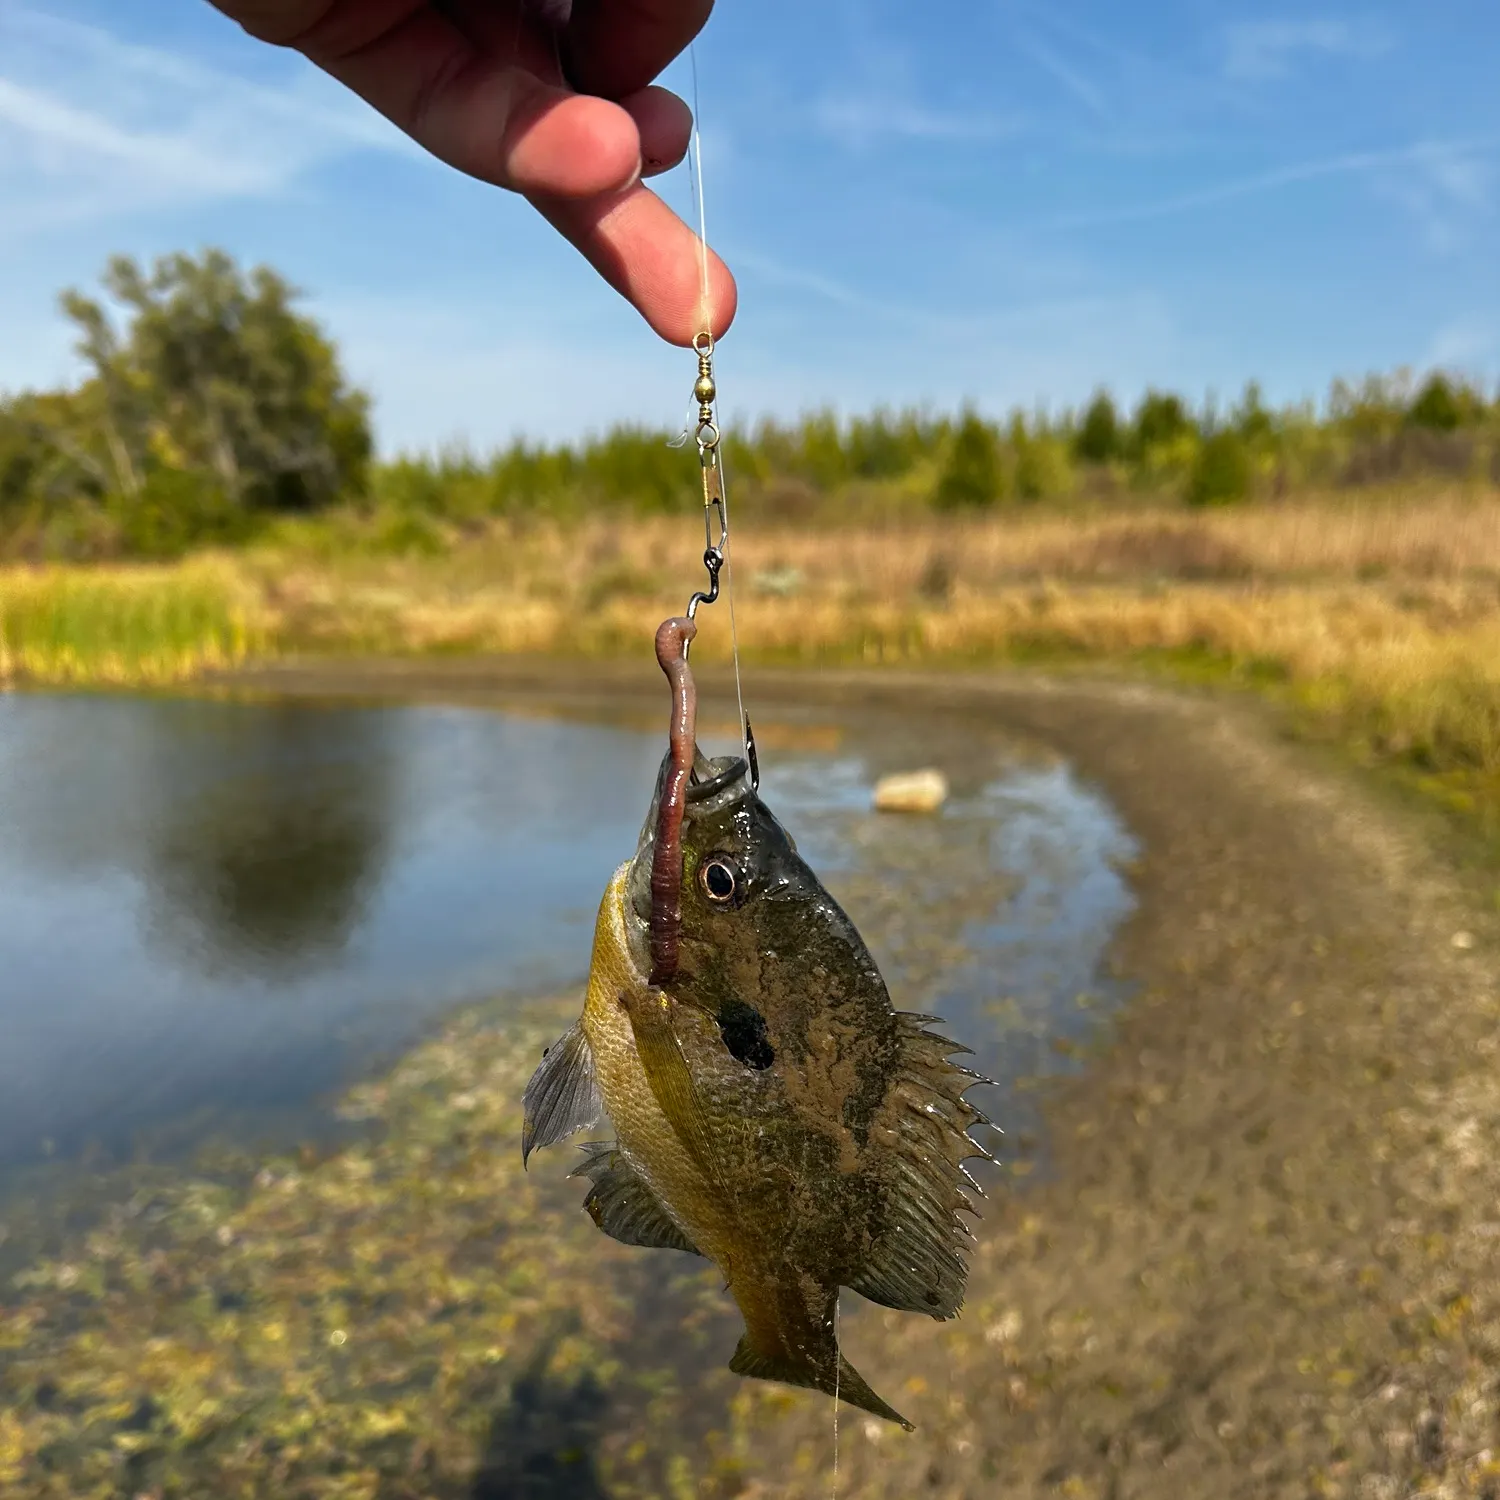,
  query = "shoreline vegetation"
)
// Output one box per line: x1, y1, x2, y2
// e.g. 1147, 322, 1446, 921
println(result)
5, 492, 1500, 849
3, 249, 1499, 840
